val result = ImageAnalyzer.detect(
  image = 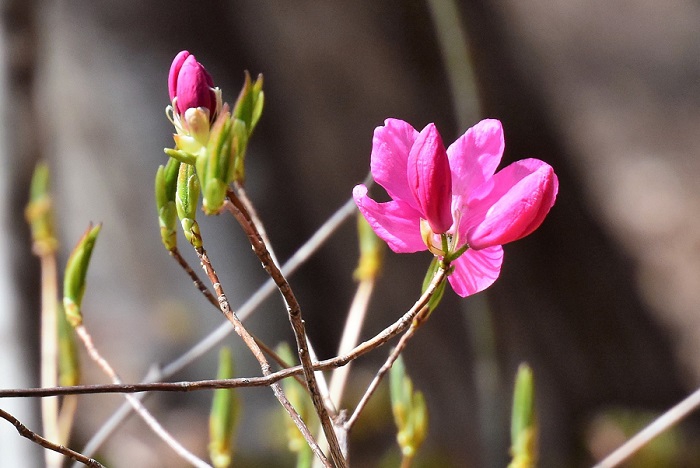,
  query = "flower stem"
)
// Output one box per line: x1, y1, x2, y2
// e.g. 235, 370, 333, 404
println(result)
344, 263, 448, 431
